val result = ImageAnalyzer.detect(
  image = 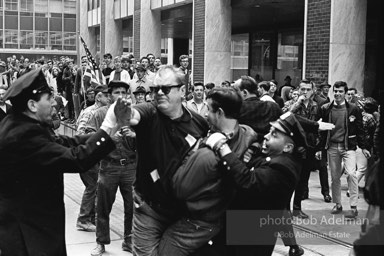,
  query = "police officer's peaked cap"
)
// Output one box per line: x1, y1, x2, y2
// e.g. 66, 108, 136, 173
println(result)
108, 80, 129, 90
133, 86, 146, 95
4, 68, 51, 102
270, 111, 308, 149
